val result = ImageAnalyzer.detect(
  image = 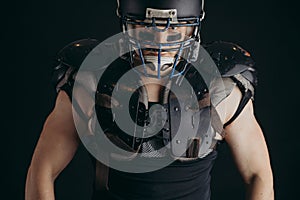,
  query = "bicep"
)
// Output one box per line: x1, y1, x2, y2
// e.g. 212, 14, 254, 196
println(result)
224, 100, 272, 183
30, 91, 79, 179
